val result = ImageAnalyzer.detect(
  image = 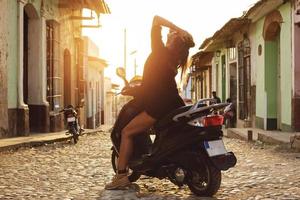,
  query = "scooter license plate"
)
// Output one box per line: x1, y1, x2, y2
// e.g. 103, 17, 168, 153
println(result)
67, 117, 76, 122
204, 139, 228, 157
